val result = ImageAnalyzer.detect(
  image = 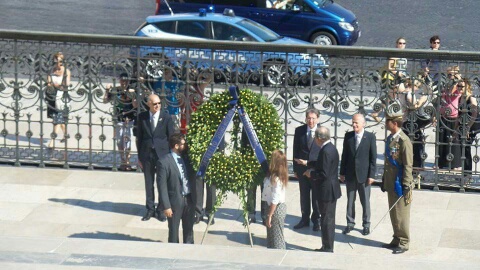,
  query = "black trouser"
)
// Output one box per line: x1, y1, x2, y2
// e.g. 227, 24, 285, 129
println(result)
403, 121, 425, 168
167, 194, 195, 244
247, 183, 266, 220
143, 149, 159, 213
195, 177, 216, 218
298, 173, 320, 225
319, 199, 337, 252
